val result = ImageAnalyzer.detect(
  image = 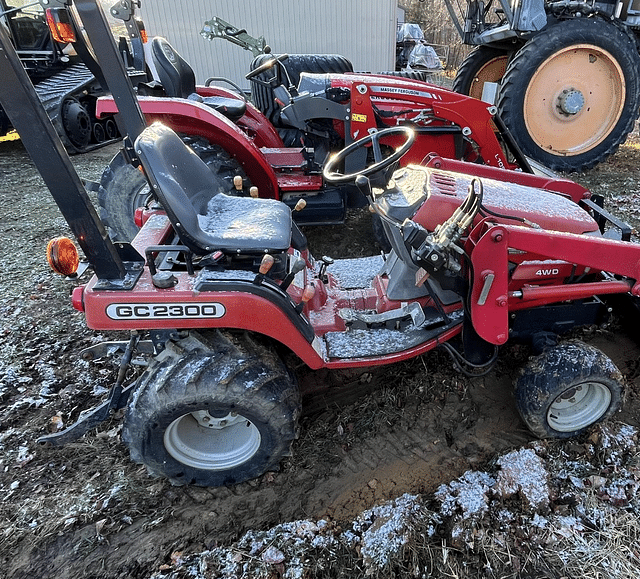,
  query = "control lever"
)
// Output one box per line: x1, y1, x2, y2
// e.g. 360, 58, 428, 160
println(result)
403, 178, 483, 275
356, 174, 401, 228
355, 174, 373, 201
280, 256, 306, 291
